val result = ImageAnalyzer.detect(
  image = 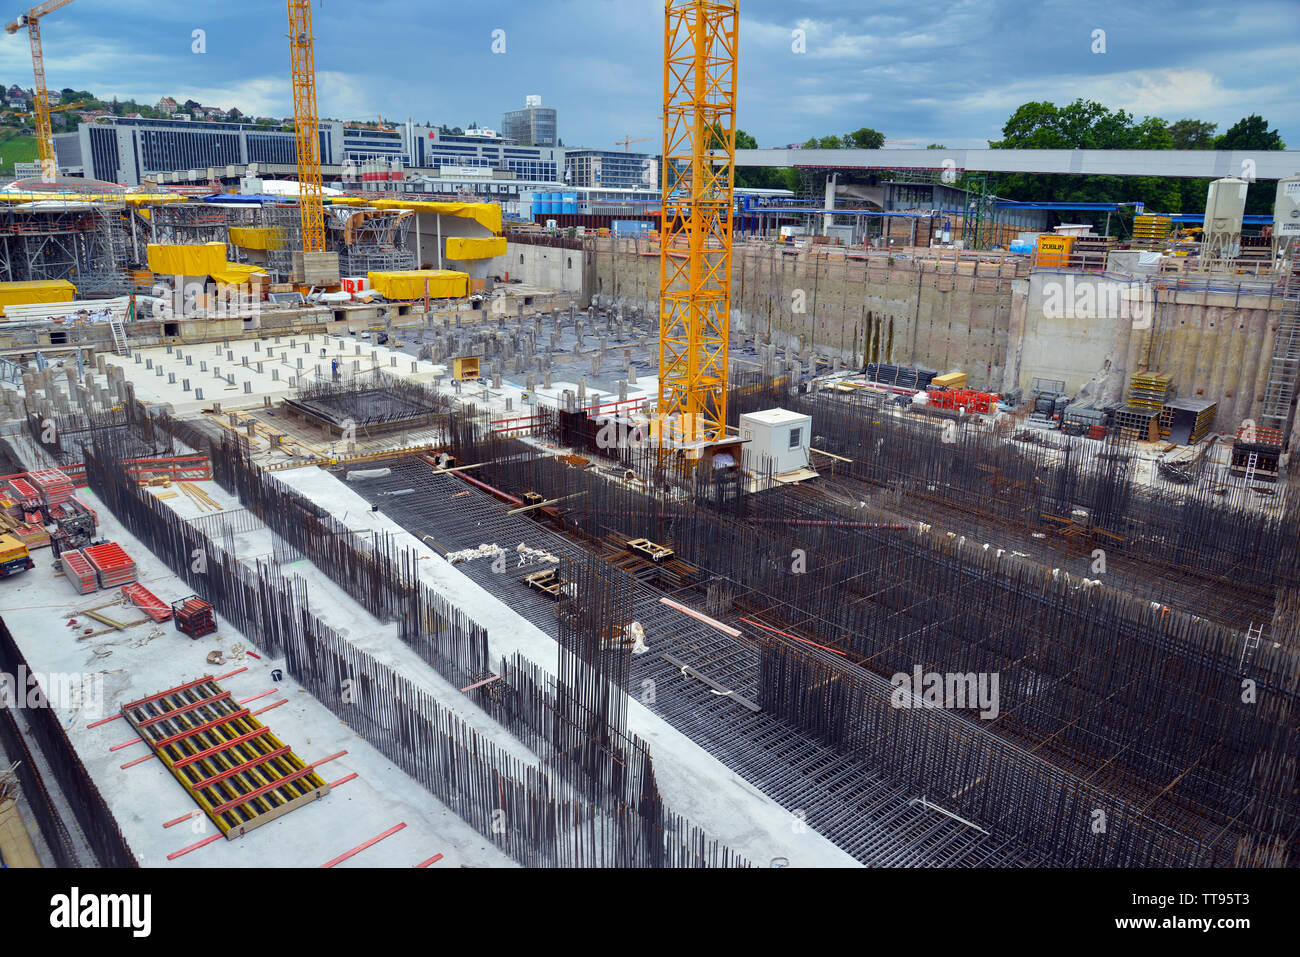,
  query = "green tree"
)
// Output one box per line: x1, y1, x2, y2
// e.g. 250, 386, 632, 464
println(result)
1215, 114, 1286, 151
816, 135, 842, 149
926, 143, 947, 150
844, 127, 885, 149
990, 99, 1184, 224
1168, 119, 1216, 149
